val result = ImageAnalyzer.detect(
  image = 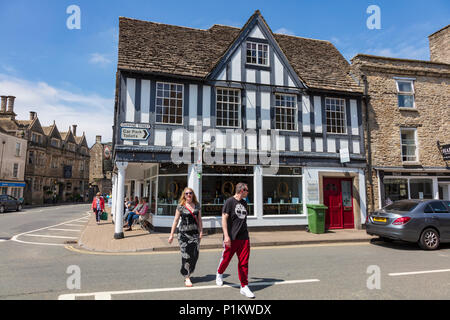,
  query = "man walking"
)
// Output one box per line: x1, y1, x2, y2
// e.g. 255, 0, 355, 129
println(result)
216, 182, 254, 299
